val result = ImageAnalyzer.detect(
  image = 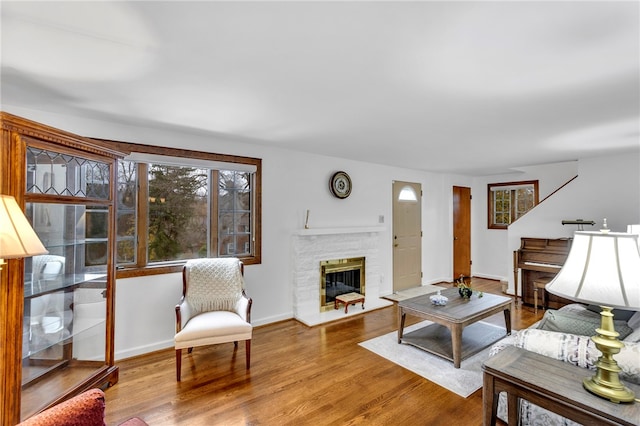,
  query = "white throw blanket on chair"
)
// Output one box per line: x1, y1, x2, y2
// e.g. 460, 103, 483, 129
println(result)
185, 258, 244, 315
